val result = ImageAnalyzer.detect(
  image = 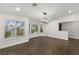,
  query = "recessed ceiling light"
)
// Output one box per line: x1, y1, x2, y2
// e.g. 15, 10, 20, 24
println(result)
68, 10, 72, 13
16, 8, 20, 11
